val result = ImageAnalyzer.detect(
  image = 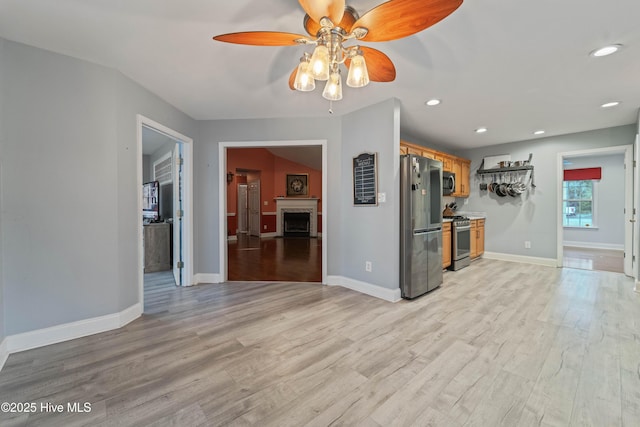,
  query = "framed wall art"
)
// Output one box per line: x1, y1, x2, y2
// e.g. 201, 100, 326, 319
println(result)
286, 173, 309, 197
